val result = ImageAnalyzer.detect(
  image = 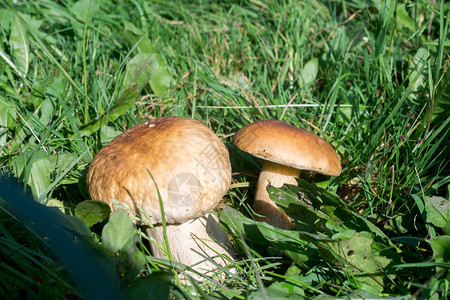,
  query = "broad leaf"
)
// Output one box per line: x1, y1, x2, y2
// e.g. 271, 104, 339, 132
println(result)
220, 205, 270, 247
101, 210, 138, 254
9, 14, 29, 78
220, 206, 317, 268
429, 235, 450, 273
268, 180, 390, 241
256, 221, 316, 268
100, 126, 122, 145
0, 99, 16, 147
123, 53, 159, 92
75, 200, 111, 227
123, 272, 172, 299
122, 22, 174, 95
319, 231, 391, 293
100, 210, 146, 284
396, 4, 415, 32
424, 196, 449, 229
248, 280, 306, 299
11, 150, 52, 200
70, 0, 99, 21
408, 48, 428, 94
298, 57, 318, 88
